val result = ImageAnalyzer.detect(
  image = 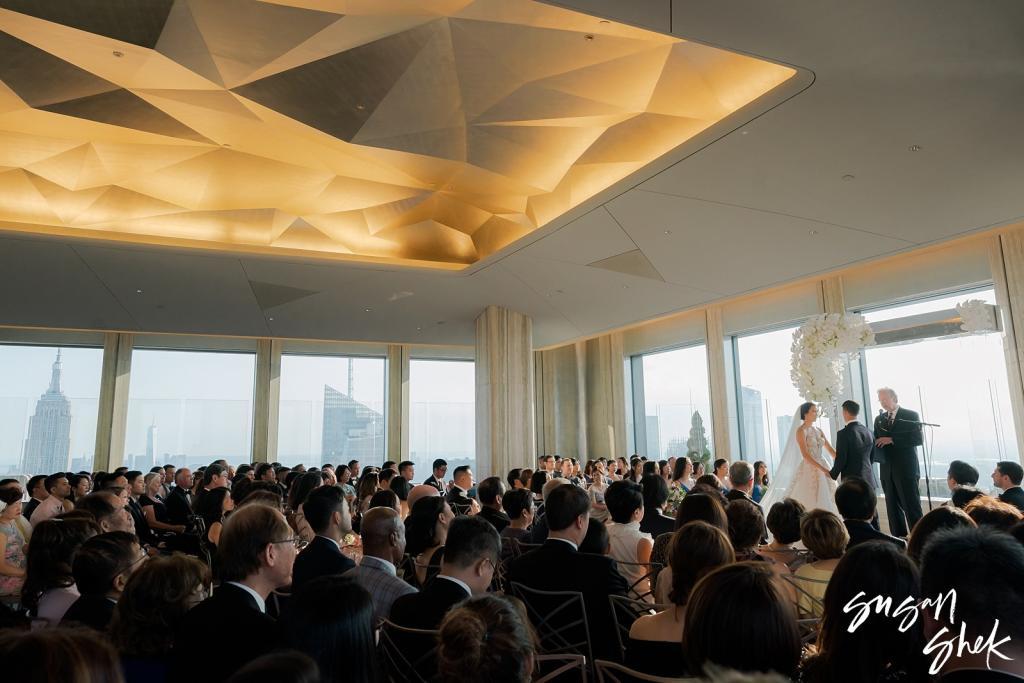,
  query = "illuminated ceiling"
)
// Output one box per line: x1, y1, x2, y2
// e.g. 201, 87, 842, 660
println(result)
0, 0, 795, 268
